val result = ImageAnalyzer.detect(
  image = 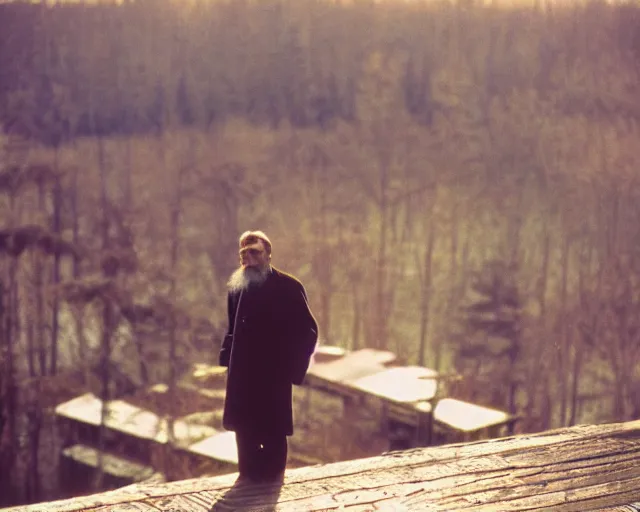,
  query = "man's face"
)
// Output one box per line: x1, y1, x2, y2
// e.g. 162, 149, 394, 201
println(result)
239, 238, 269, 269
